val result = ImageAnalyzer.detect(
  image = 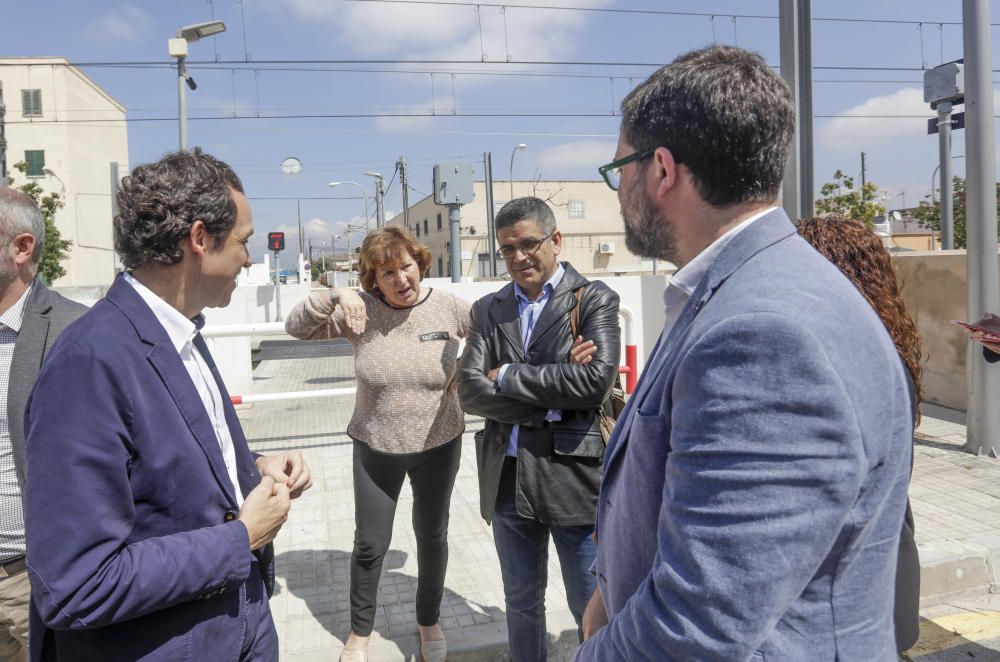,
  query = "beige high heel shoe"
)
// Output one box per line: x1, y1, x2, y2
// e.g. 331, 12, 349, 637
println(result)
420, 638, 447, 662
